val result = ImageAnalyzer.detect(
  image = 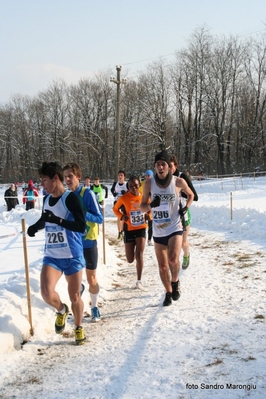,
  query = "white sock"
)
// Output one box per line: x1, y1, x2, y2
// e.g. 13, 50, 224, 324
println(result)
90, 292, 99, 308
58, 304, 66, 314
